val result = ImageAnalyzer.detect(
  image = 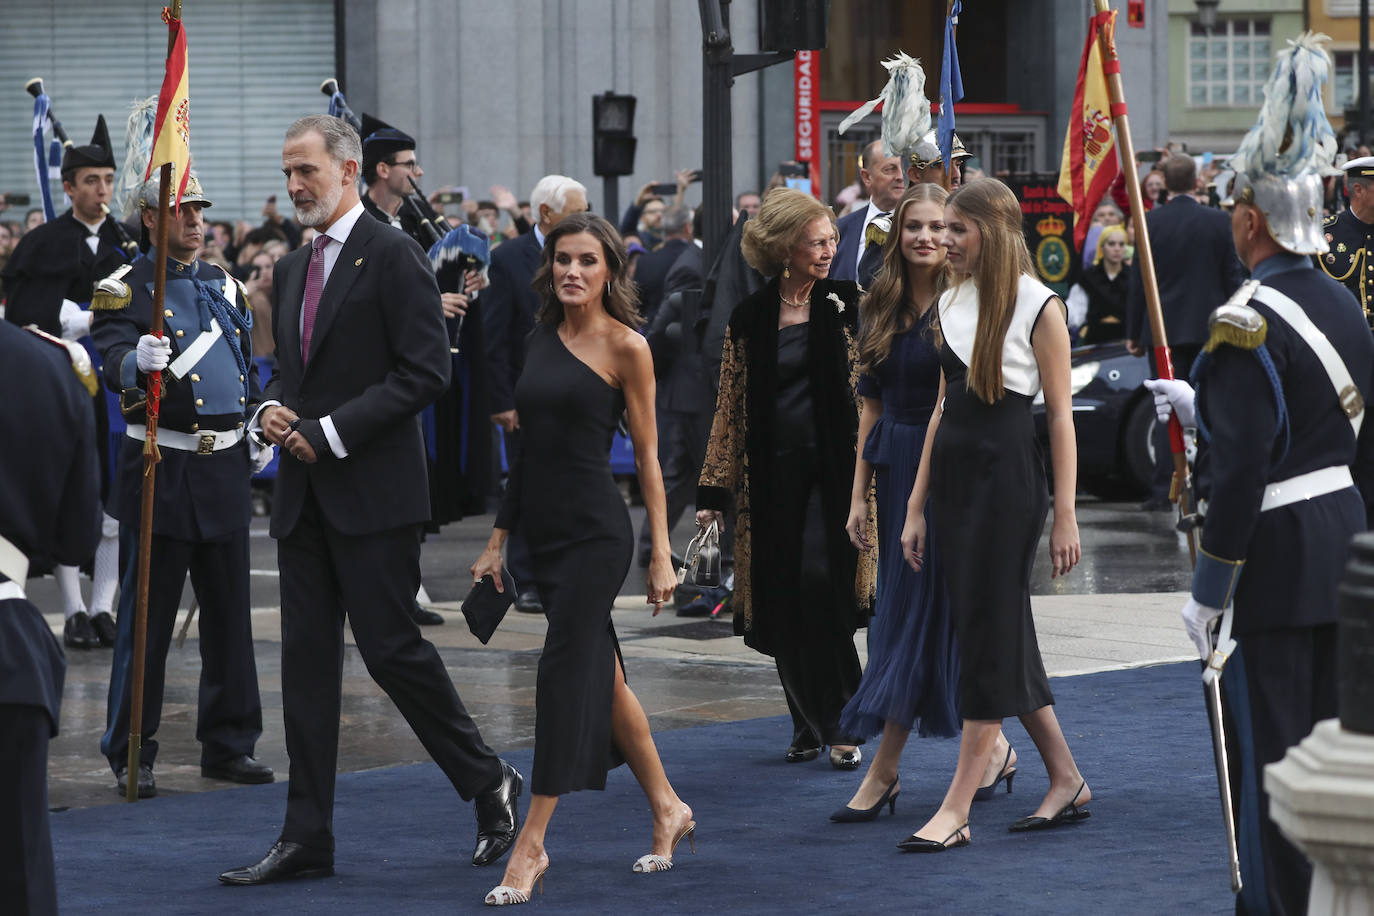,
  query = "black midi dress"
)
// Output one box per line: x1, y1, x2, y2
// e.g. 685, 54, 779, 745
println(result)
495, 322, 632, 795
929, 275, 1058, 720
